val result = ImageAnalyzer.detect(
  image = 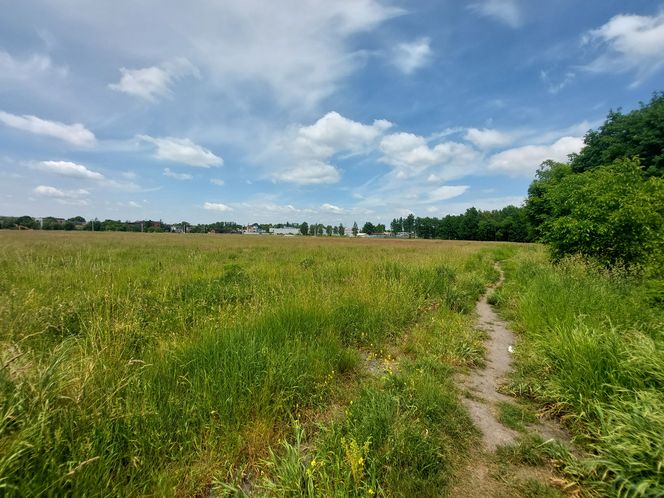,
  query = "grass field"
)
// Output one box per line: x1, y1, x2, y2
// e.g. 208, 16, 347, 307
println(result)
495, 250, 664, 497
3, 232, 662, 497
0, 232, 506, 496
